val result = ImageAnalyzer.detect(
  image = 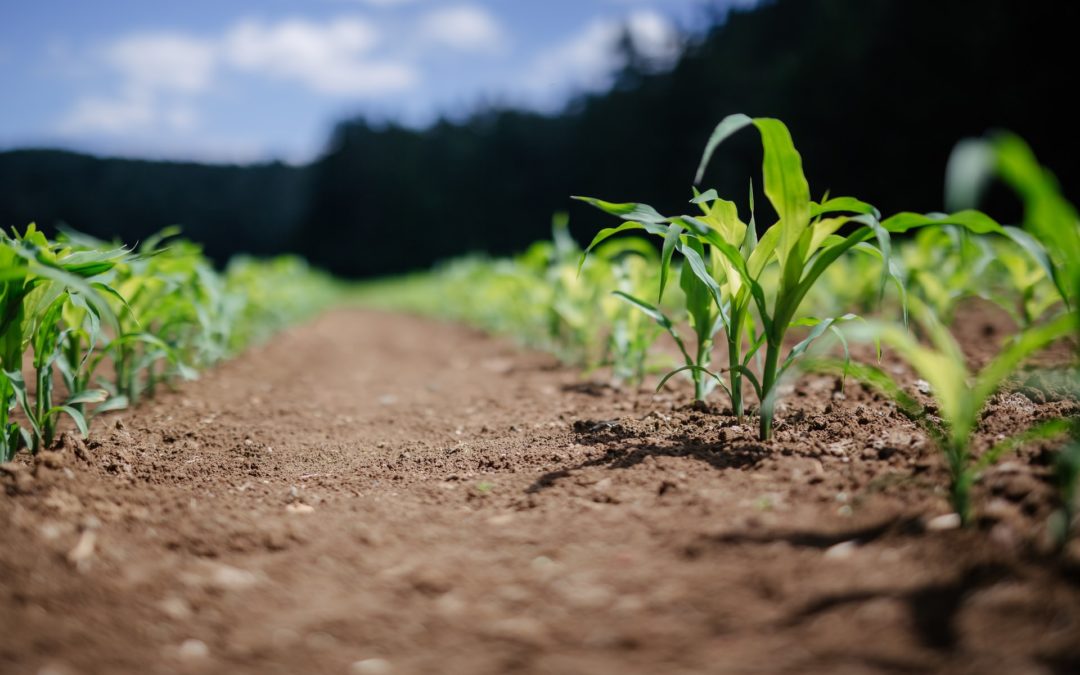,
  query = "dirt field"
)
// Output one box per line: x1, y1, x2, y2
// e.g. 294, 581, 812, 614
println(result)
2, 308, 1079, 675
